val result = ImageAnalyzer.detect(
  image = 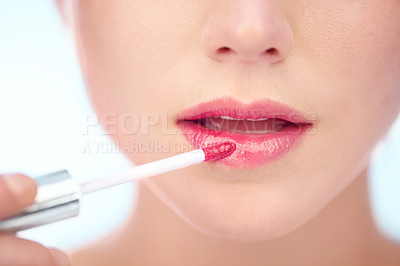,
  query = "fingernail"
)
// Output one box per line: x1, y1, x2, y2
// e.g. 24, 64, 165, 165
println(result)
49, 248, 71, 266
3, 174, 34, 197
